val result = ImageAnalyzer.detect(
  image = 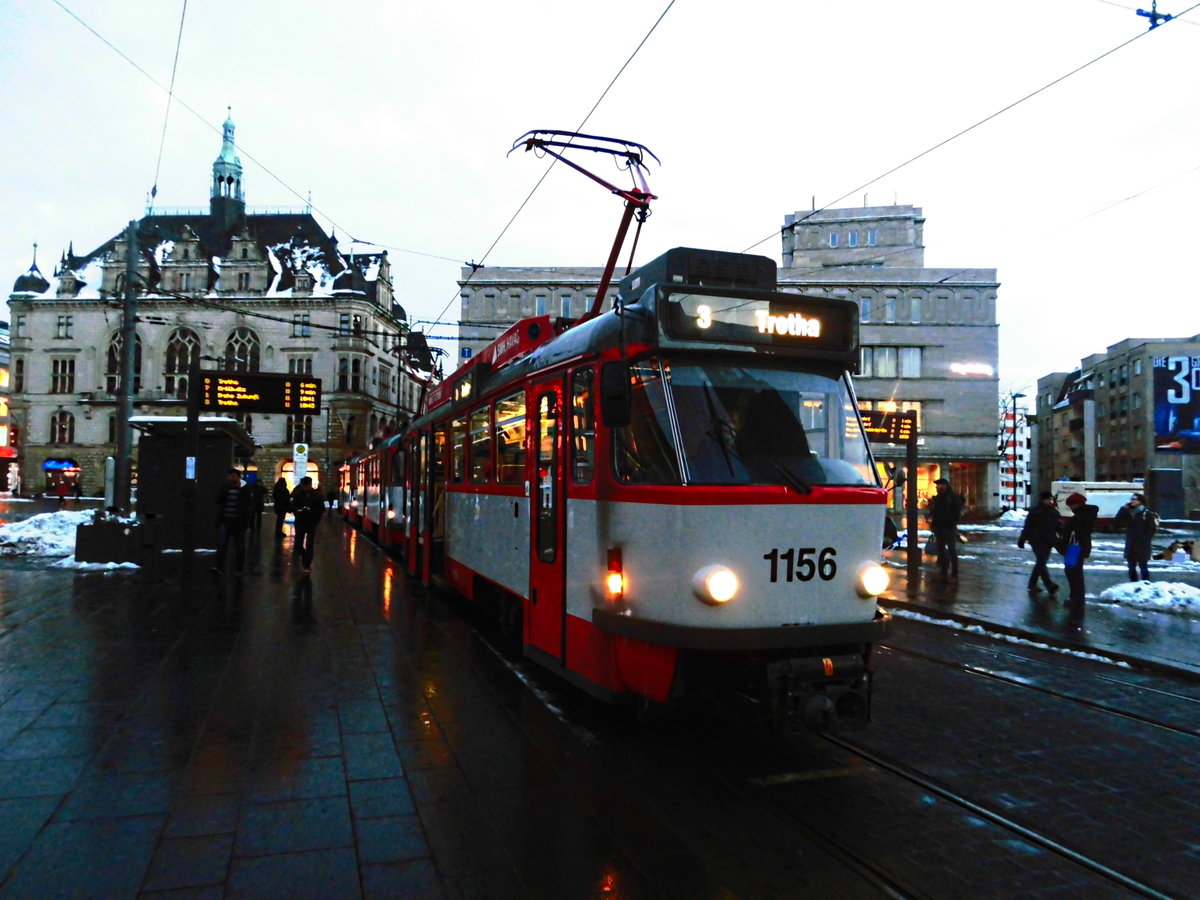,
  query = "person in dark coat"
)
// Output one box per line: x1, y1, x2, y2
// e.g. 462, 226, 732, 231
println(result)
249, 479, 267, 532
290, 476, 324, 571
272, 477, 291, 538
1113, 492, 1157, 581
214, 468, 252, 574
927, 477, 962, 581
1018, 491, 1061, 594
1061, 492, 1098, 608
